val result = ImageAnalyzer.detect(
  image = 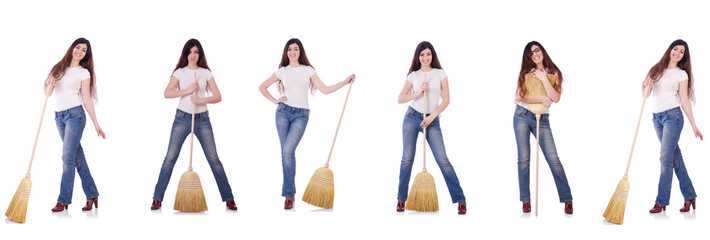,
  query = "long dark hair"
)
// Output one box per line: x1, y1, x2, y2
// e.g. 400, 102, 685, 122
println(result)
174, 38, 210, 71
516, 41, 563, 100
646, 39, 694, 102
49, 37, 97, 101
277, 38, 315, 94
408, 41, 442, 75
